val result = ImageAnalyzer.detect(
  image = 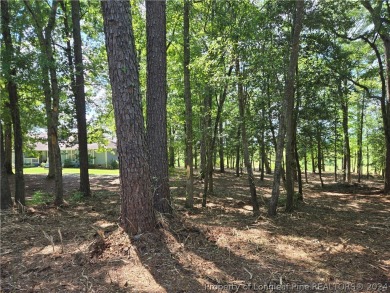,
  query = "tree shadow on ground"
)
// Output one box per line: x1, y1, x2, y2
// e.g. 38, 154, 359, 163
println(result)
3, 172, 389, 292
170, 170, 390, 286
